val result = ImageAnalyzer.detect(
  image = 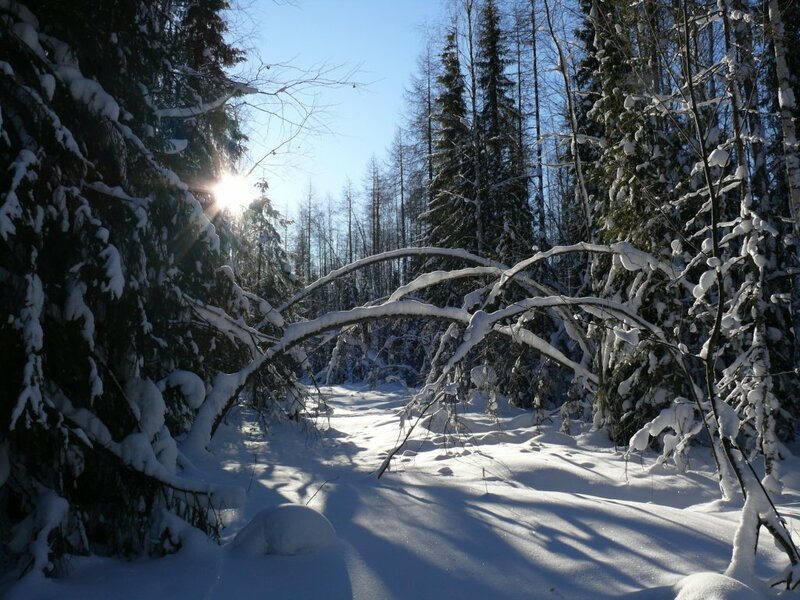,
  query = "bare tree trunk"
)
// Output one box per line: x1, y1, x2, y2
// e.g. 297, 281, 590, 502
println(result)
464, 0, 484, 255
398, 136, 407, 283
767, 0, 800, 356
425, 46, 435, 214
682, 0, 800, 578
305, 187, 313, 280
515, 19, 525, 173
543, 0, 592, 241
530, 0, 546, 249
768, 0, 800, 235
346, 180, 354, 265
